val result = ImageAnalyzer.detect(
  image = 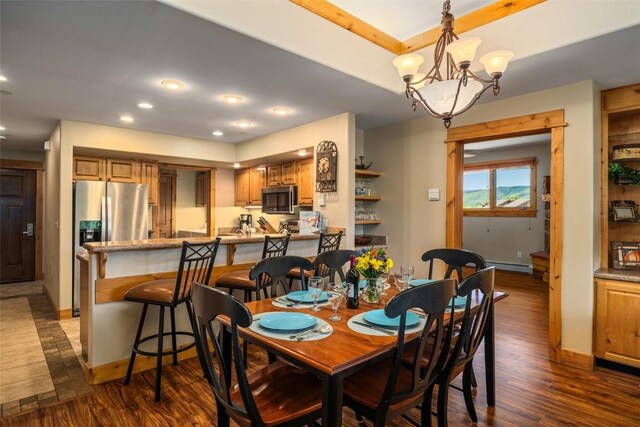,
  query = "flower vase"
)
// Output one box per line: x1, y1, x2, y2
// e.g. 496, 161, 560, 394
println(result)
362, 277, 382, 304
